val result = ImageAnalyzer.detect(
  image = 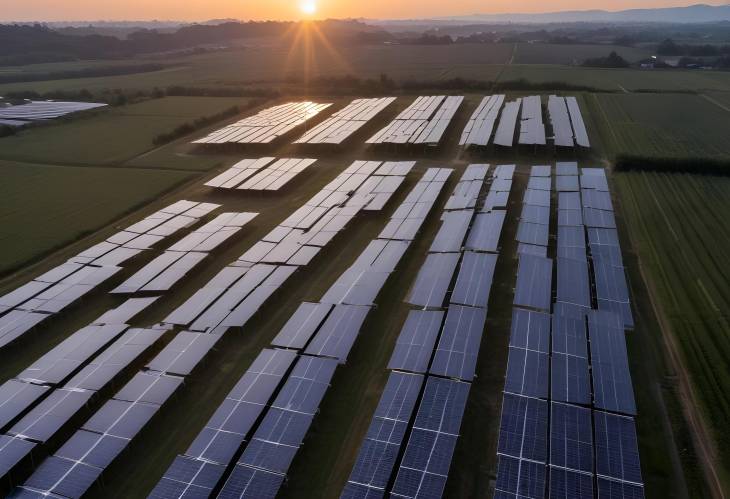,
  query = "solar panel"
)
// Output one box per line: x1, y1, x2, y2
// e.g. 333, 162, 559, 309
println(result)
514, 255, 553, 312
55, 430, 127, 469
9, 388, 93, 443
550, 467, 594, 499
388, 311, 443, 373
271, 302, 333, 349
22, 455, 102, 499
82, 399, 159, 440
528, 176, 551, 191
465, 211, 506, 253
217, 463, 284, 499
594, 412, 642, 485
345, 372, 423, 495
552, 314, 588, 358
504, 347, 549, 398
556, 258, 591, 308
390, 378, 469, 499
0, 380, 49, 429
551, 353, 591, 405
550, 402, 593, 473
184, 350, 297, 465
509, 308, 550, 353
521, 205, 550, 226
238, 408, 311, 473
304, 304, 371, 362
556, 176, 580, 192
497, 393, 548, 463
523, 189, 551, 208
149, 455, 226, 499
559, 192, 581, 211
405, 253, 460, 308
589, 323, 636, 415
596, 477, 645, 499
429, 210, 473, 253
430, 305, 487, 381
495, 454, 547, 498
517, 221, 550, 247
0, 435, 35, 479
450, 252, 498, 309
